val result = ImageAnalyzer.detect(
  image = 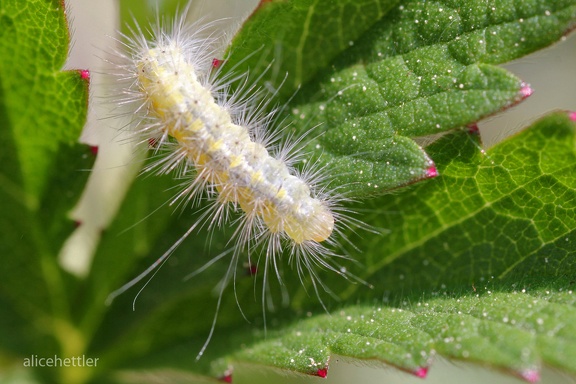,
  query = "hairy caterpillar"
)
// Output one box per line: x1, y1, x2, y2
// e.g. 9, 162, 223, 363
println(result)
137, 32, 336, 249
106, 2, 365, 356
